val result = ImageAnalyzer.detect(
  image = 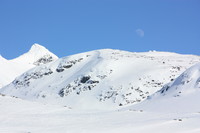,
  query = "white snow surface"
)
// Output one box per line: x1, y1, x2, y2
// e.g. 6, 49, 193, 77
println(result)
155, 62, 200, 98
1, 48, 200, 110
0, 93, 200, 133
0, 44, 58, 88
127, 62, 200, 113
1, 46, 200, 133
